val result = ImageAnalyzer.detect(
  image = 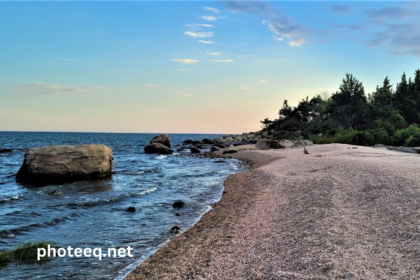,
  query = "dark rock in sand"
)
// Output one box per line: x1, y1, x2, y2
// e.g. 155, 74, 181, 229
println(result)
210, 146, 220, 152
0, 149, 13, 154
190, 146, 200, 154
248, 139, 258, 144
223, 150, 238, 154
255, 139, 285, 150
173, 201, 185, 208
150, 134, 171, 147
144, 143, 174, 155
16, 144, 114, 185
170, 226, 180, 234
126, 206, 136, 213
